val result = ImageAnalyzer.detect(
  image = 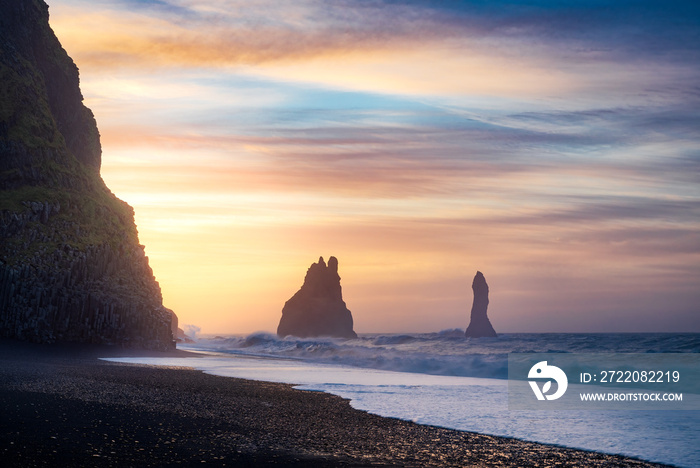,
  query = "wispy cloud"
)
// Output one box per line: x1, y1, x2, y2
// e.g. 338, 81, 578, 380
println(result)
51, 0, 700, 101
47, 0, 700, 333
